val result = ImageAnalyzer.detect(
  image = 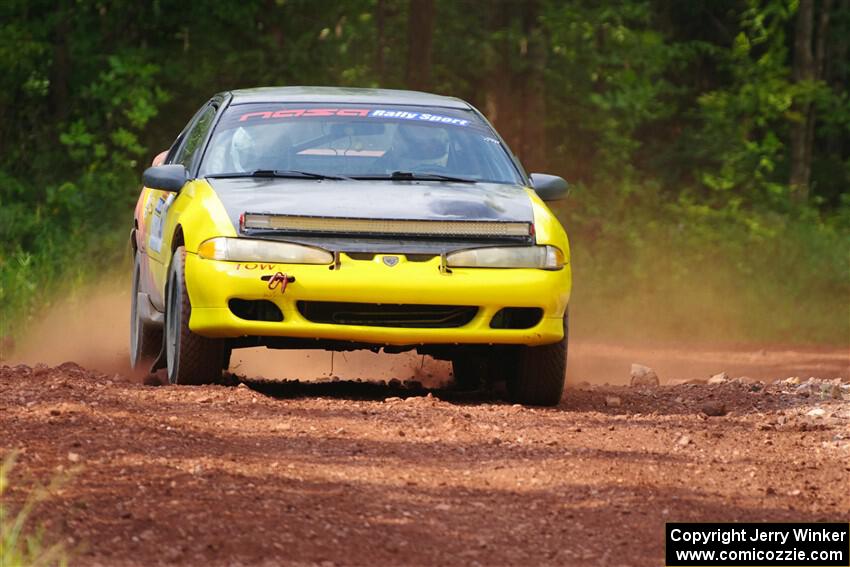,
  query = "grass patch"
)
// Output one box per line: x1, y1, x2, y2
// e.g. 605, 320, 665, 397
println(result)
0, 453, 71, 567
0, 223, 130, 357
